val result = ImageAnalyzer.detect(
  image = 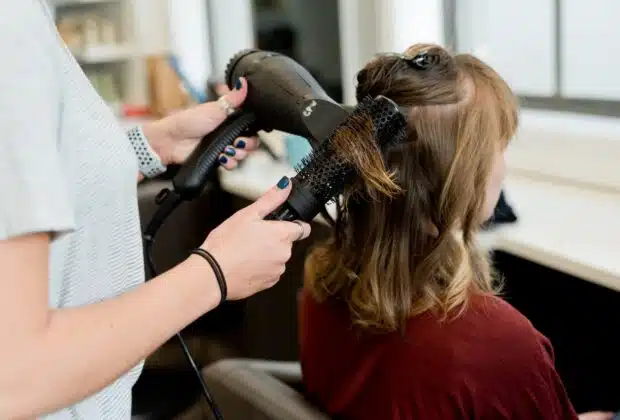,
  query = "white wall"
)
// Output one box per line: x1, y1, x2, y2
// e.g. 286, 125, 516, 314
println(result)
455, 0, 556, 97
207, 0, 255, 76
338, 0, 380, 105
560, 0, 620, 100
338, 0, 444, 105
165, 0, 254, 92
376, 0, 444, 53
167, 0, 212, 91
